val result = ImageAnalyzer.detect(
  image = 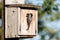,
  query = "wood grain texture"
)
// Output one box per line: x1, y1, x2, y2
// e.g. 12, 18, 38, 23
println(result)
5, 0, 25, 4
20, 9, 38, 36
5, 7, 38, 38
18, 8, 21, 35
5, 7, 19, 38
5, 4, 40, 9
